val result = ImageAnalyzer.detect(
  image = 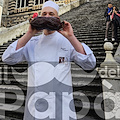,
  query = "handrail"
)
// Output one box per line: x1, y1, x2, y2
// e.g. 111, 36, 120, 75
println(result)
0, 20, 29, 45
